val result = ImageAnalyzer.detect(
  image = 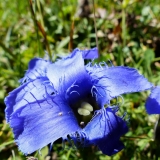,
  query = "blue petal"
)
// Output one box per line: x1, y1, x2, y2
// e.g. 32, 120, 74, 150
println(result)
46, 51, 92, 103
5, 77, 53, 122
70, 47, 98, 59
71, 107, 128, 156
146, 86, 160, 114
98, 139, 124, 156
5, 78, 80, 154
86, 65, 153, 106
20, 58, 51, 83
